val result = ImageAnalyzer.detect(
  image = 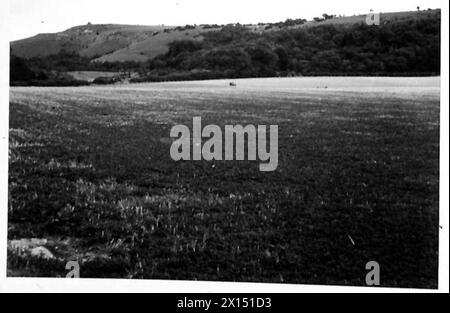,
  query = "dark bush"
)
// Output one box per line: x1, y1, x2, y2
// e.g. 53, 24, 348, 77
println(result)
92, 76, 121, 85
